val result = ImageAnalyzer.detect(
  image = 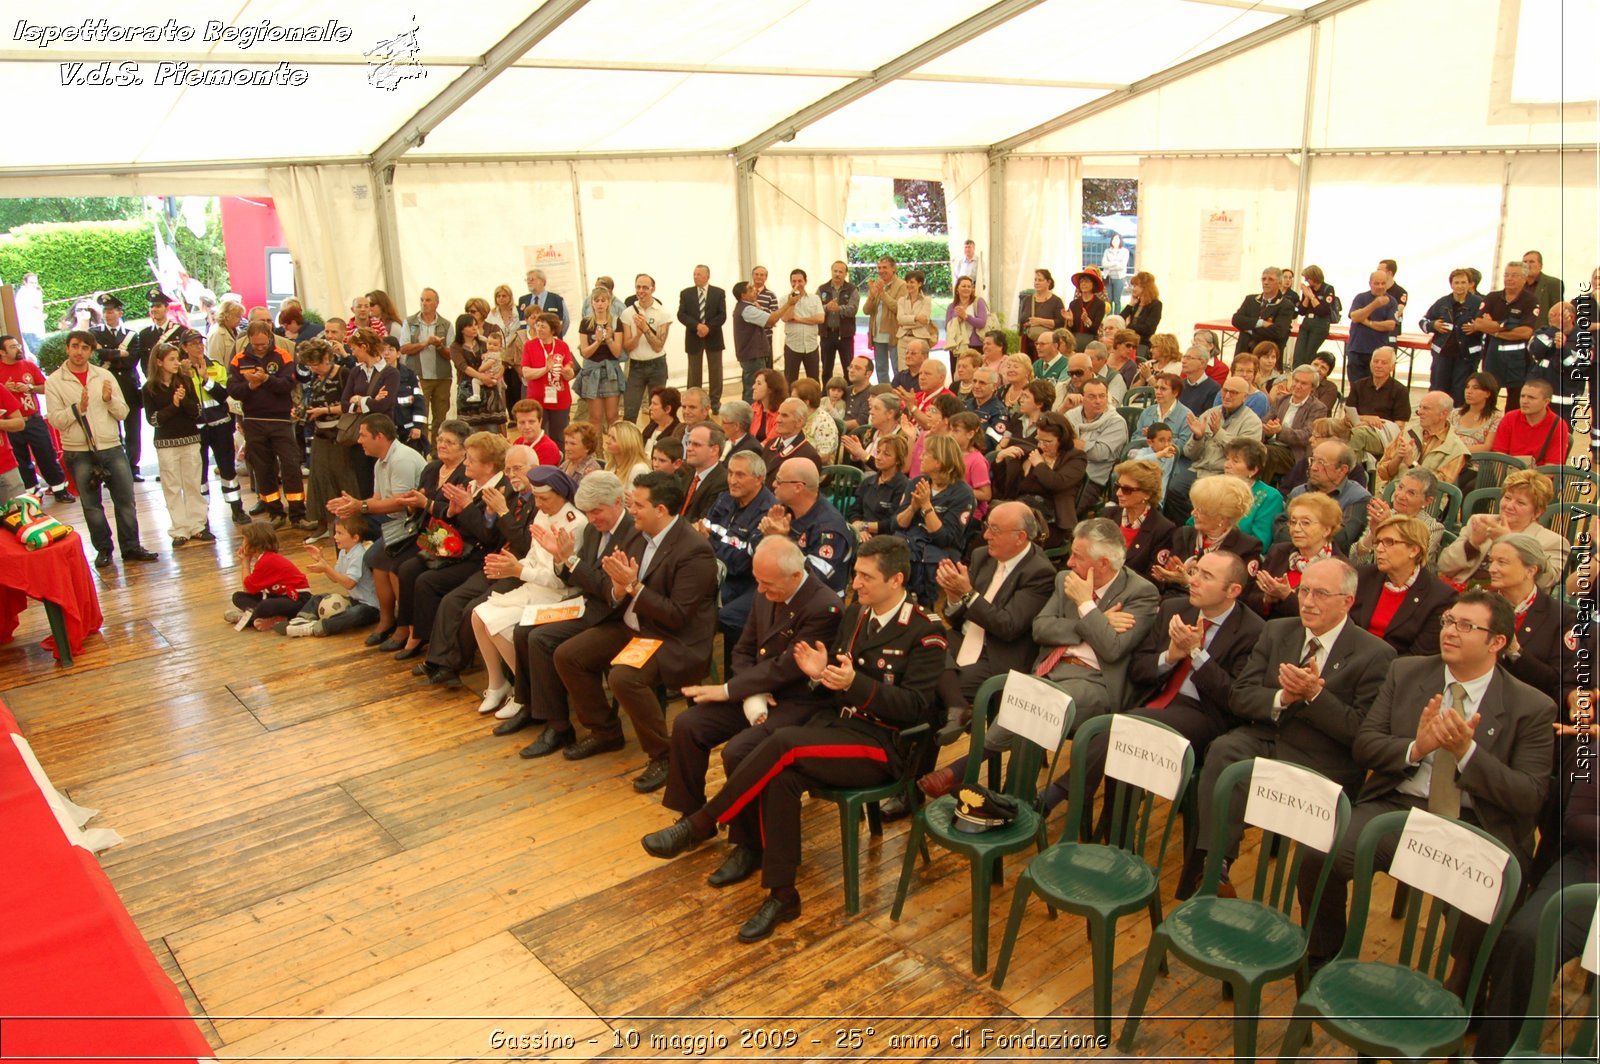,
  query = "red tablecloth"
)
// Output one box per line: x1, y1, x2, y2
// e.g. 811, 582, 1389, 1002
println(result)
0, 702, 211, 1063
0, 528, 103, 660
